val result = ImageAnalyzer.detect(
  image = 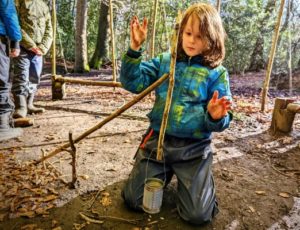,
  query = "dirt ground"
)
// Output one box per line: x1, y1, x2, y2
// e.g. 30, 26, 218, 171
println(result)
0, 69, 300, 230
